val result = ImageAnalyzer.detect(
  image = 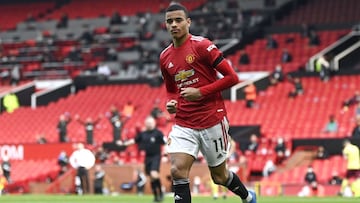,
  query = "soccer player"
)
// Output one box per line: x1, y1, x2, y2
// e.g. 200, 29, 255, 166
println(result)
118, 116, 165, 202
159, 3, 257, 203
